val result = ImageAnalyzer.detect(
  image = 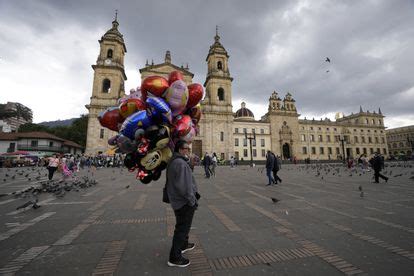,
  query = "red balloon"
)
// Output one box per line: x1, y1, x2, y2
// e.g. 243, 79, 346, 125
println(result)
141, 76, 169, 99
119, 98, 146, 118
98, 107, 123, 131
186, 83, 204, 108
168, 71, 184, 85
174, 115, 193, 137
